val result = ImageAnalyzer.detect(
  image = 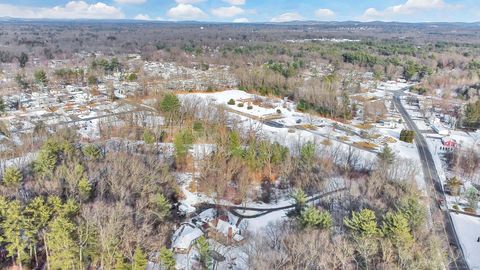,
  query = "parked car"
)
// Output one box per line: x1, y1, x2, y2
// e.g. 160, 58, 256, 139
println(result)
437, 198, 447, 211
